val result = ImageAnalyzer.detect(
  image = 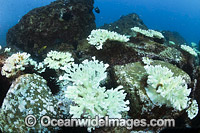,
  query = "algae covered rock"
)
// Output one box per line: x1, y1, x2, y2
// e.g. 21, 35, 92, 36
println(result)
0, 73, 61, 132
